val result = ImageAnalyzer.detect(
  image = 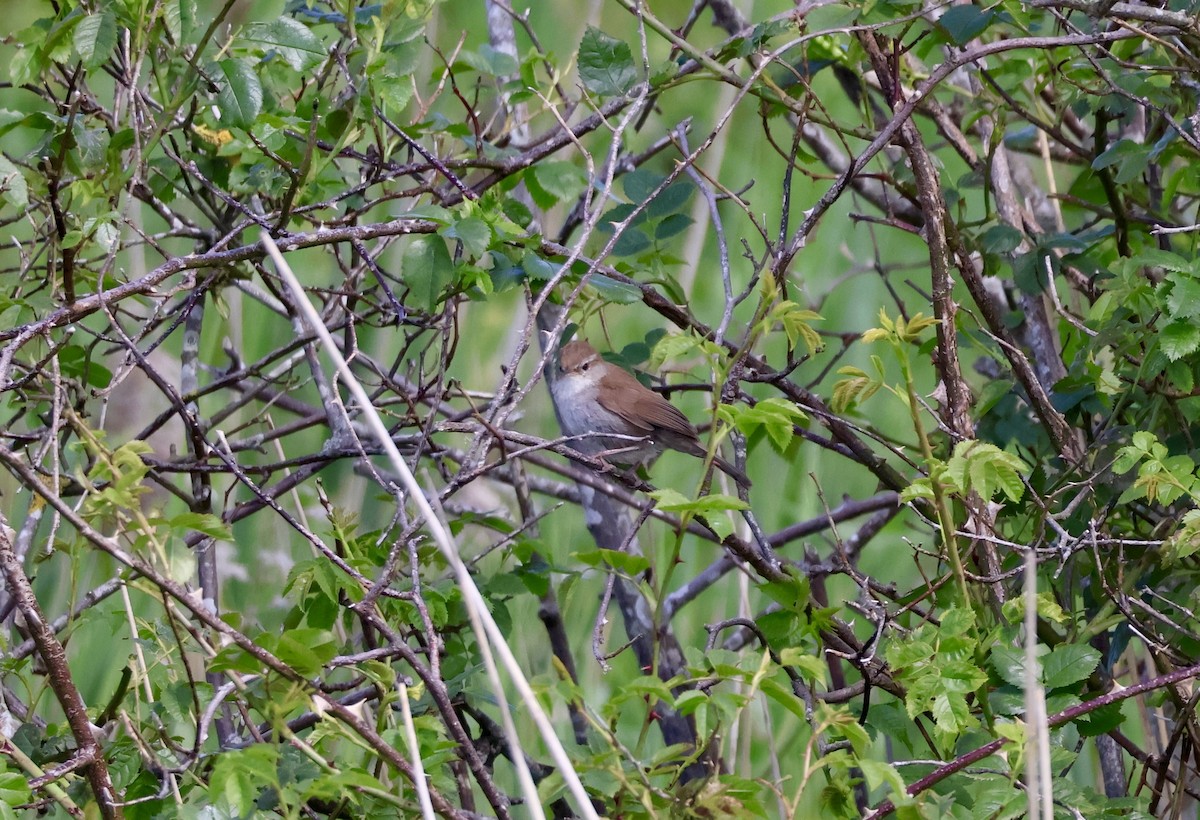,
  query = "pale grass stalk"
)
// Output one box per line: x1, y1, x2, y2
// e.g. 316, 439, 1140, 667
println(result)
759, 696, 788, 819
119, 583, 154, 704
262, 233, 598, 820
733, 567, 750, 772
277, 718, 413, 811
788, 711, 826, 816
1023, 546, 1053, 819
397, 681, 434, 818
0, 724, 84, 815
